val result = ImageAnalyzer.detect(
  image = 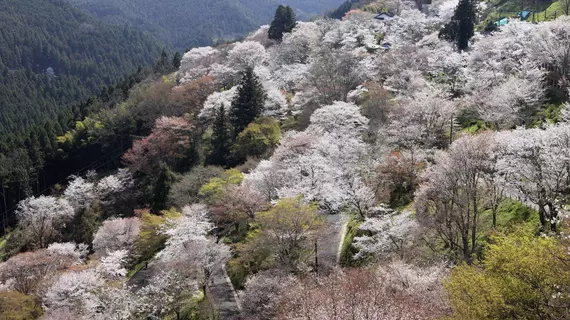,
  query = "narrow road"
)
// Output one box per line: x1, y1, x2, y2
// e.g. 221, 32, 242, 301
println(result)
127, 261, 154, 291
316, 213, 347, 275
208, 265, 241, 320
